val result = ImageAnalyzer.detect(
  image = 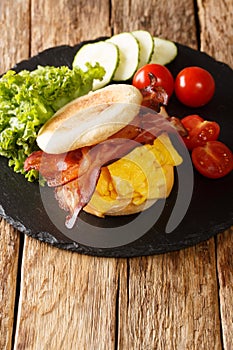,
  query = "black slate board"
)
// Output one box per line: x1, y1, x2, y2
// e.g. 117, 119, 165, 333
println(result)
0, 38, 233, 257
